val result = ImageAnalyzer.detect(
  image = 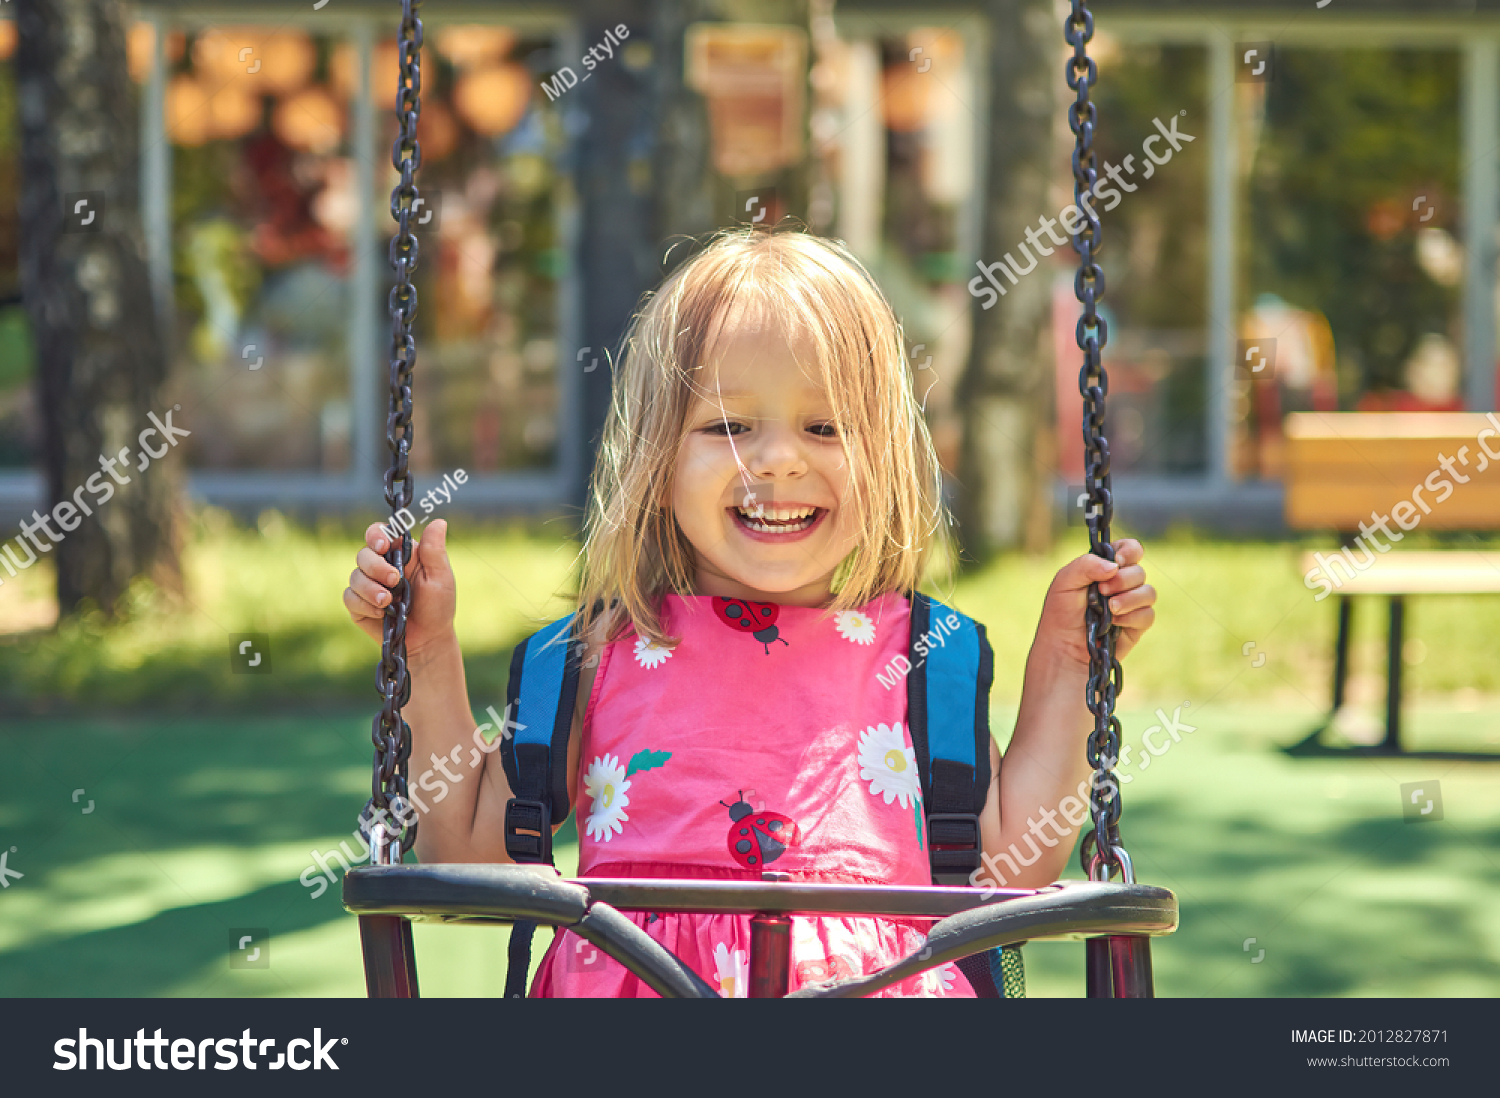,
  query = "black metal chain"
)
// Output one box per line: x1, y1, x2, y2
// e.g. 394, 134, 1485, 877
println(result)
363, 0, 424, 865
1065, 1, 1127, 880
